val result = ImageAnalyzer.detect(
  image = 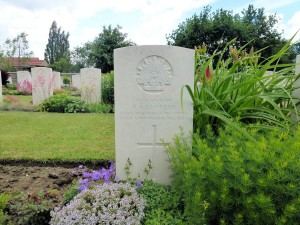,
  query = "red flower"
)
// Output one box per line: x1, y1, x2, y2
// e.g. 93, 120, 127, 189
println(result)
205, 67, 211, 80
